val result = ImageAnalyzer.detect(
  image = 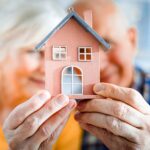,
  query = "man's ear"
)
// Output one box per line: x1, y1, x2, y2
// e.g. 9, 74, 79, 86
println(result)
128, 27, 138, 52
